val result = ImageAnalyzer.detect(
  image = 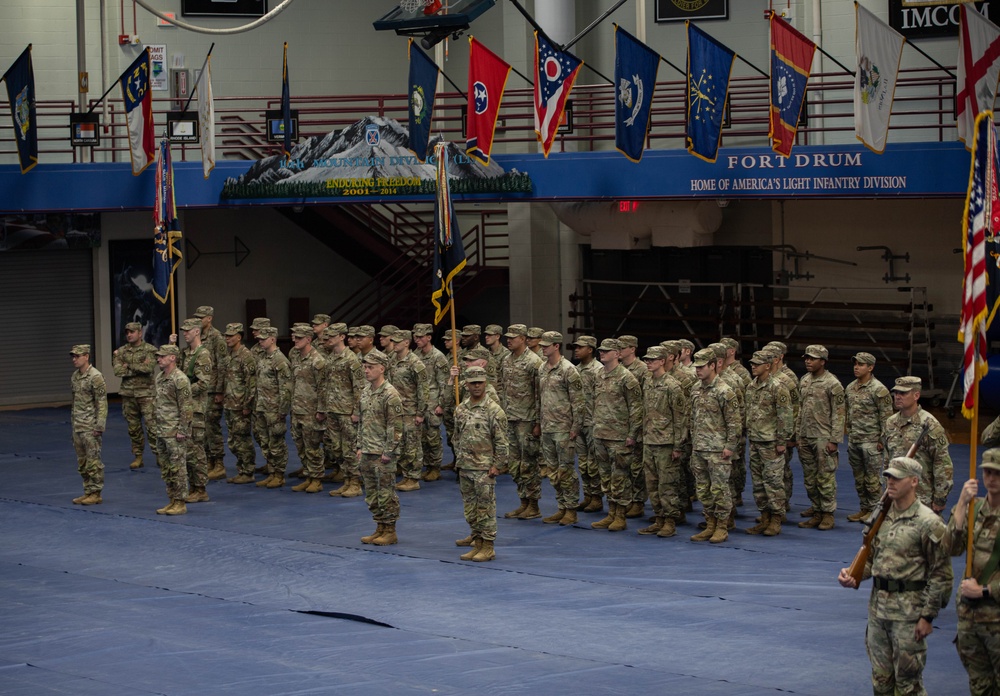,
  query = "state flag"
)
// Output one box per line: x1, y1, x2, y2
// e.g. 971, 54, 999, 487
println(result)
686, 22, 735, 163
769, 13, 815, 158
466, 37, 510, 166
534, 32, 582, 158
198, 52, 215, 179
957, 5, 1000, 148
408, 41, 439, 162
854, 3, 905, 154
614, 26, 659, 163
2, 45, 38, 173
119, 48, 155, 175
